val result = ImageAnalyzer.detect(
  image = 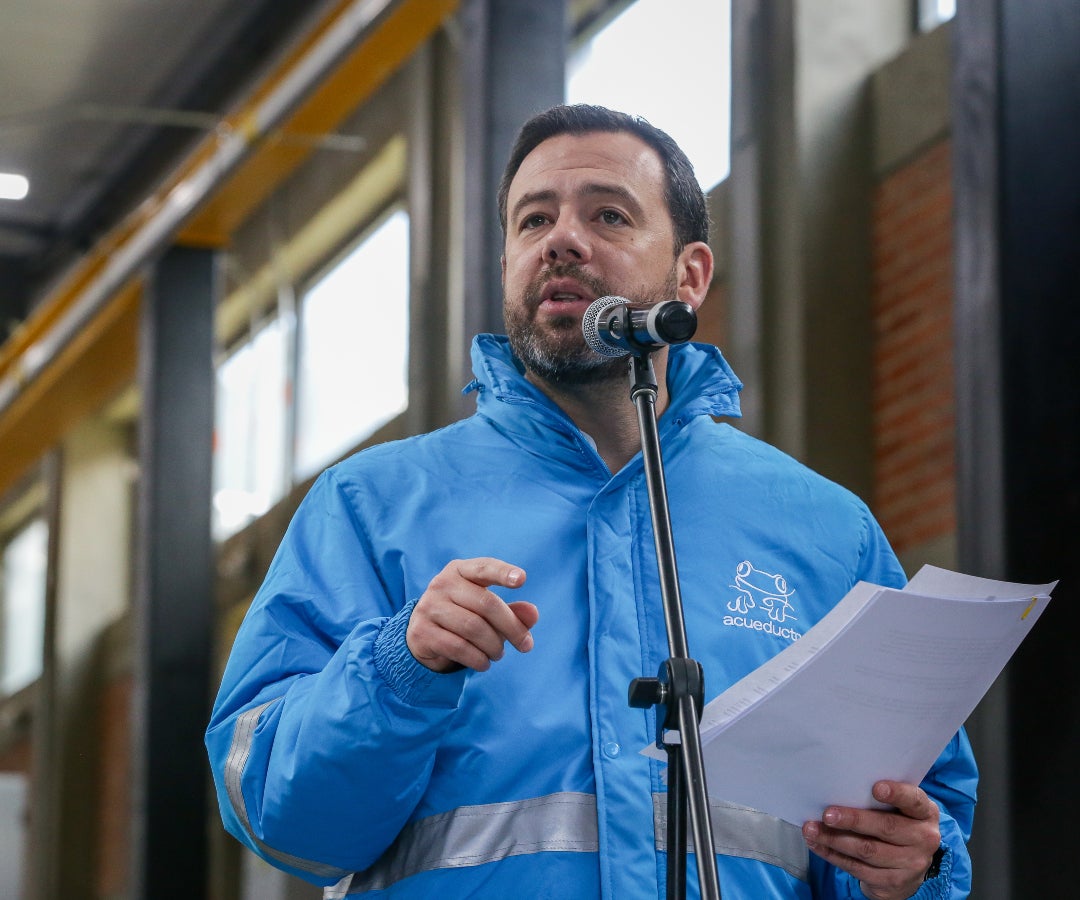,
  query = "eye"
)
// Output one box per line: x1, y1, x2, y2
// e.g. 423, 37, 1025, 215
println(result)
520, 213, 549, 231
599, 208, 627, 226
